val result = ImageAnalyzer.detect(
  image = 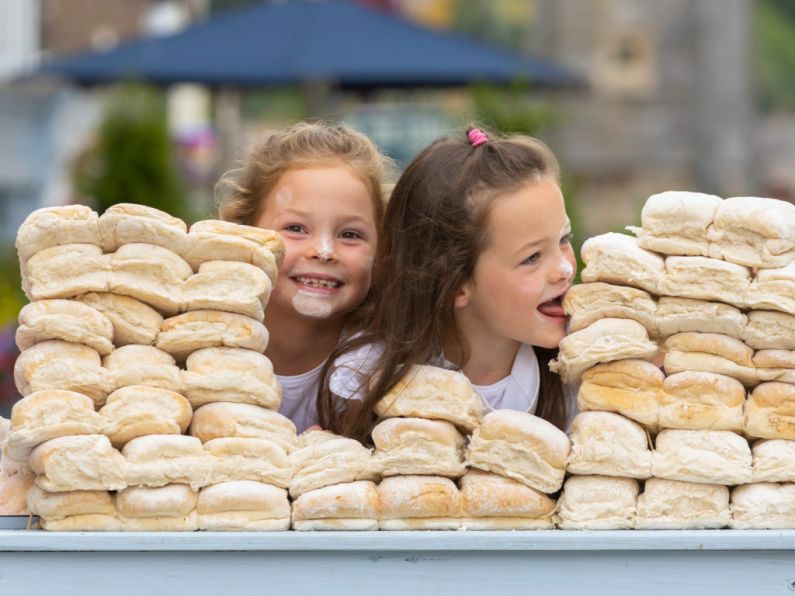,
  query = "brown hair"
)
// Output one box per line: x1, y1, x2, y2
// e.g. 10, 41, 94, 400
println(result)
318, 126, 571, 443
216, 121, 392, 228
